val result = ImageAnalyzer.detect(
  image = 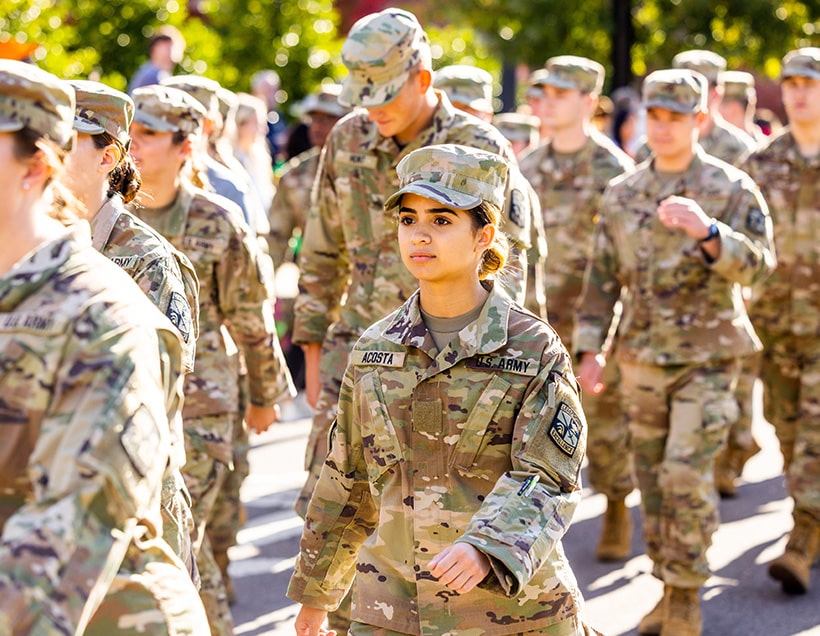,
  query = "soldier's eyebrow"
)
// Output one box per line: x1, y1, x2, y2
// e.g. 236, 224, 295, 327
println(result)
399, 206, 457, 216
